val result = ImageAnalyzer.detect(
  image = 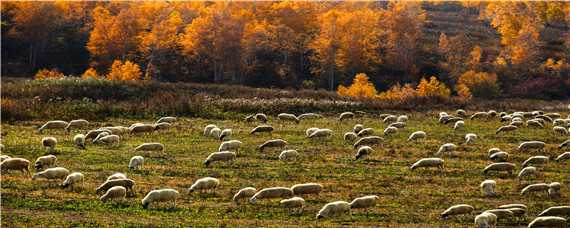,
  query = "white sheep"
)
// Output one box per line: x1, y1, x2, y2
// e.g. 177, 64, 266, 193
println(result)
291, 183, 323, 195
483, 162, 515, 175
219, 140, 242, 153
389, 122, 406, 129
456, 109, 467, 117
474, 212, 497, 228
344, 132, 358, 142
553, 126, 568, 135
316, 201, 351, 219
0, 155, 11, 162
34, 155, 57, 170
156, 116, 177, 124
92, 132, 110, 143
397, 115, 409, 122
278, 113, 299, 123
470, 112, 489, 120
353, 124, 364, 133
407, 131, 426, 141
527, 119, 545, 128
339, 112, 355, 121
548, 182, 561, 198
101, 126, 130, 135
490, 152, 509, 162
435, 143, 457, 156
555, 152, 570, 162
510, 120, 524, 127
95, 178, 135, 194
129, 156, 144, 170
209, 127, 222, 138
465, 133, 477, 145
280, 197, 305, 214
350, 195, 379, 212
559, 139, 570, 149
498, 204, 527, 210
85, 129, 111, 141
517, 166, 537, 180
107, 172, 127, 181
100, 186, 126, 203
189, 177, 220, 194
153, 122, 171, 132
518, 141, 545, 152
203, 124, 217, 136
129, 124, 154, 134
480, 180, 496, 197
441, 204, 474, 219
308, 129, 333, 139
94, 134, 120, 146
383, 127, 398, 136
454, 121, 465, 132
250, 125, 273, 135
520, 183, 549, 196
483, 209, 513, 220
258, 139, 287, 152
249, 187, 293, 204
306, 128, 320, 137
38, 120, 68, 132
0, 158, 31, 175
527, 216, 567, 228
74, 134, 86, 149
298, 113, 322, 120
357, 128, 374, 137
135, 143, 165, 152
410, 158, 444, 171
142, 188, 180, 209
204, 151, 236, 167
522, 156, 548, 168
61, 172, 84, 191
538, 206, 570, 217
32, 167, 70, 184
41, 137, 57, 151
233, 187, 257, 203
353, 136, 383, 149
279, 150, 299, 161
383, 115, 397, 123
65, 119, 89, 132
219, 129, 232, 141
355, 146, 374, 160
488, 148, 502, 156
254, 113, 268, 123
